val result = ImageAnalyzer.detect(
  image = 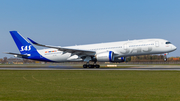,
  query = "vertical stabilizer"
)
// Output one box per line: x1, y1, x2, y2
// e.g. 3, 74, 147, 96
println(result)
10, 31, 36, 54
